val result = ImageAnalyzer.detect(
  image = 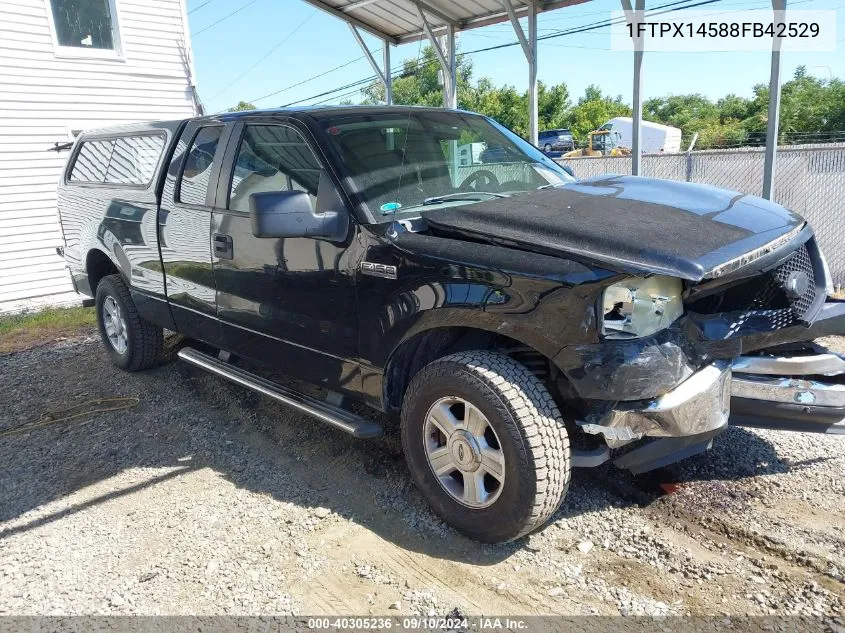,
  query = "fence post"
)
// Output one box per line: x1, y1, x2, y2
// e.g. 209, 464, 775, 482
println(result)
684, 132, 698, 183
